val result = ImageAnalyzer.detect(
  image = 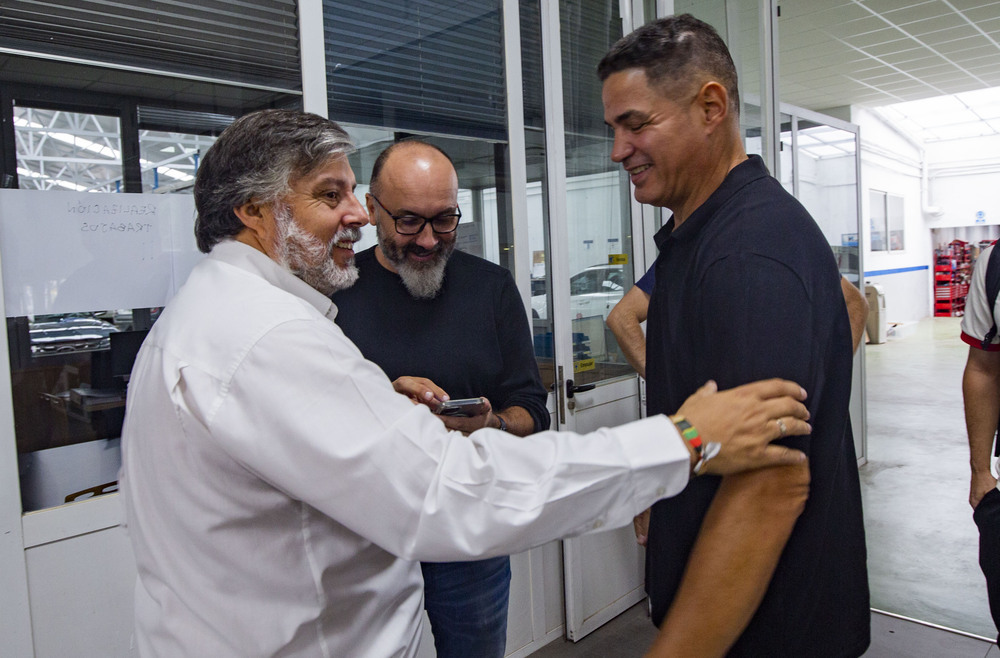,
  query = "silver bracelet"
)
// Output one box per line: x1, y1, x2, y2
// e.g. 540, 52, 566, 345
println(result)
693, 441, 721, 476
